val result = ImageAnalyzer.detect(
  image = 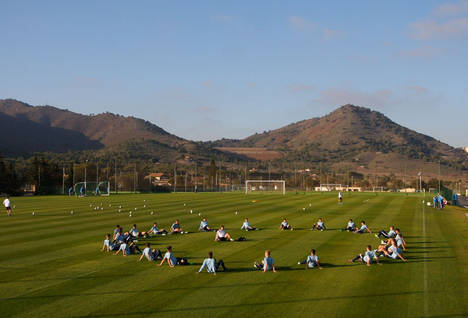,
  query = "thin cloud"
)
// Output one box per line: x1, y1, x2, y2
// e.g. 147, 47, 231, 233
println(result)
288, 16, 314, 31
410, 17, 468, 39
323, 28, 344, 40
396, 46, 446, 58
434, 0, 468, 16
